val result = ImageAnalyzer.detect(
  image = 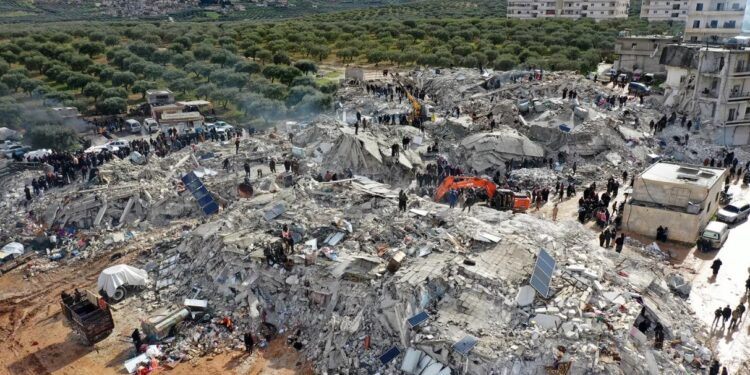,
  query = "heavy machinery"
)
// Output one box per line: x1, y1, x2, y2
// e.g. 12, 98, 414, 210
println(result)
493, 189, 531, 212
61, 290, 115, 345
395, 78, 428, 124
434, 176, 497, 202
